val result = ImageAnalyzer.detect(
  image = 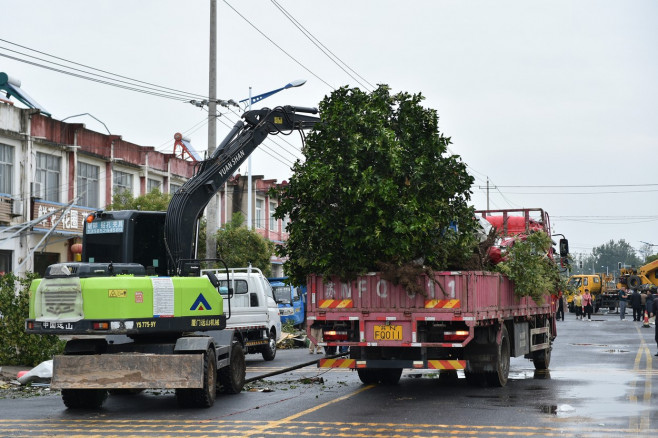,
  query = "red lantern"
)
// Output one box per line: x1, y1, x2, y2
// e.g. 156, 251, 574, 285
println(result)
71, 243, 83, 254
